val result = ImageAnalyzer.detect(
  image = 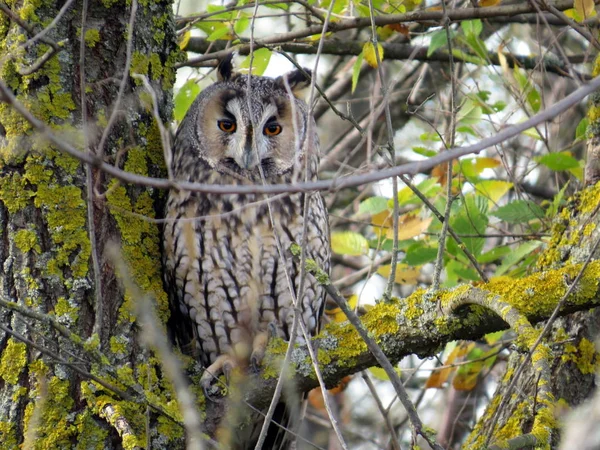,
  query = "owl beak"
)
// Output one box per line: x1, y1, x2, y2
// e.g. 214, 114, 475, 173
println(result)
241, 142, 258, 169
